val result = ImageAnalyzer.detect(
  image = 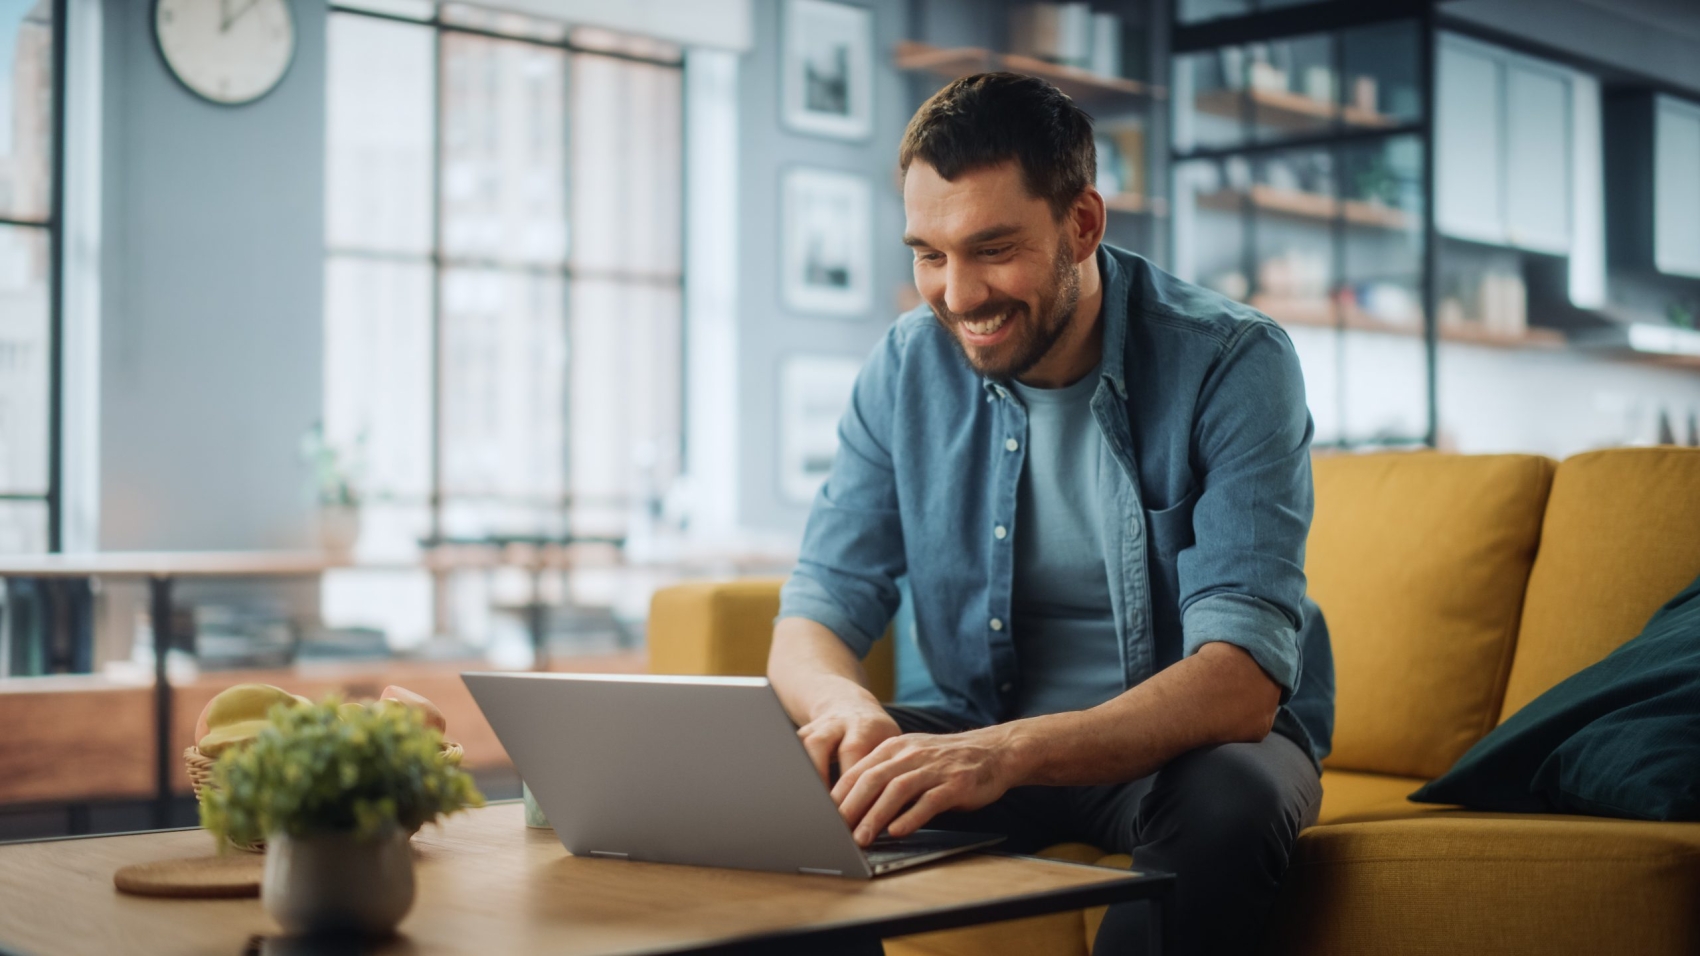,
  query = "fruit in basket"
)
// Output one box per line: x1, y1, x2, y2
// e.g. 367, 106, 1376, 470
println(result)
195, 684, 311, 749
378, 685, 447, 735
197, 719, 275, 757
